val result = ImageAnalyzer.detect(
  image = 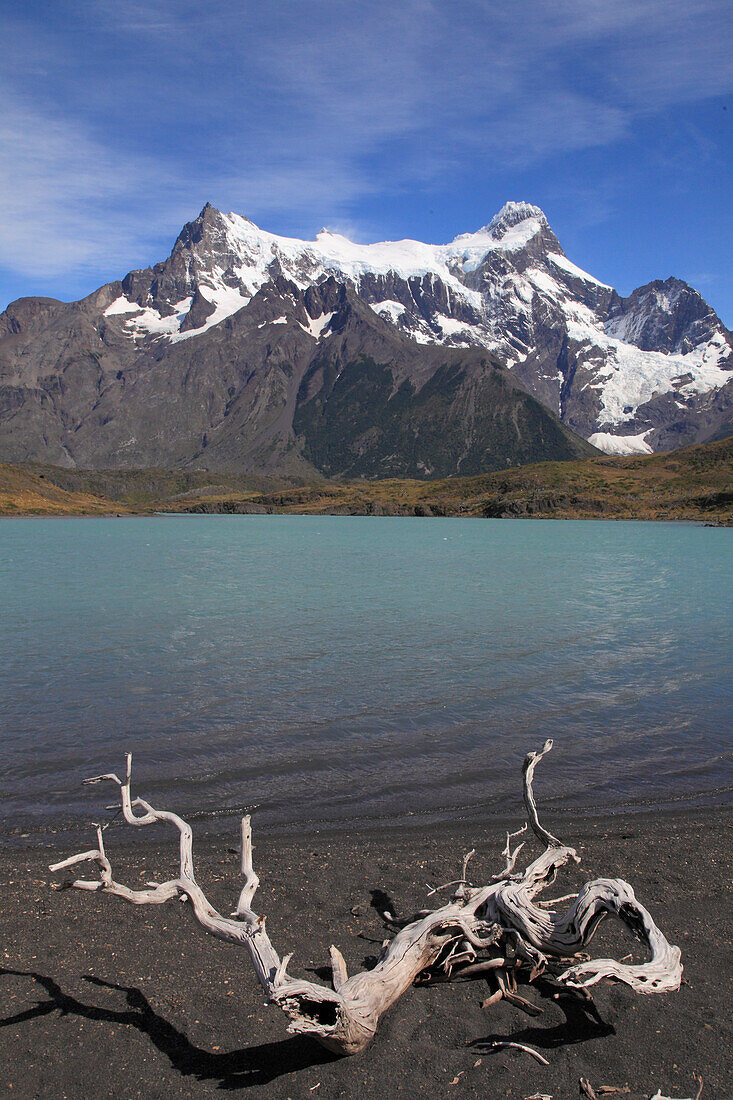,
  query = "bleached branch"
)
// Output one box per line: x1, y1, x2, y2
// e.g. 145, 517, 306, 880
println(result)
50, 743, 682, 1056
